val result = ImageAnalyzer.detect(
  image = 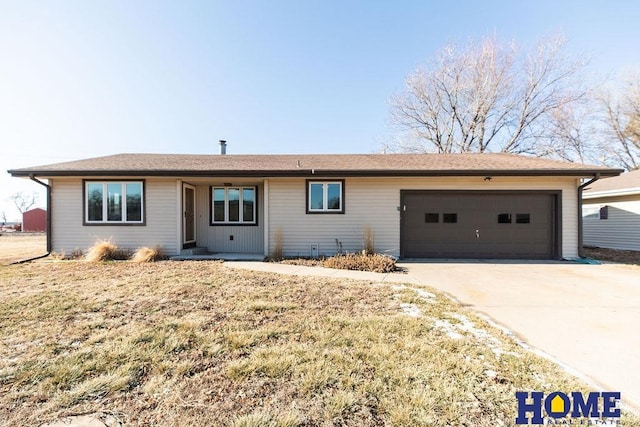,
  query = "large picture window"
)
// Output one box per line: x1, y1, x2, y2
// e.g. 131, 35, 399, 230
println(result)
211, 186, 257, 225
306, 180, 344, 214
84, 181, 144, 225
